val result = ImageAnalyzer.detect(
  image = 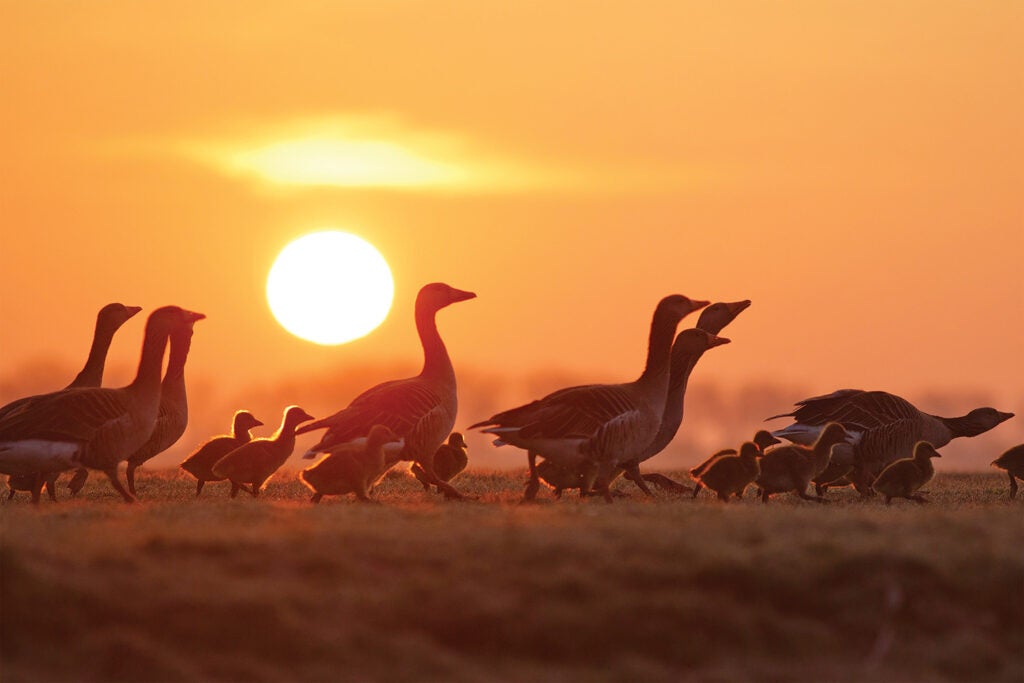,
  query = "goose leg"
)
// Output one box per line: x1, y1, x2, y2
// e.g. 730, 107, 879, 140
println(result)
908, 494, 929, 504
414, 451, 464, 500
523, 452, 541, 501
410, 463, 431, 491
6, 486, 14, 502
691, 482, 703, 498
310, 493, 322, 504
230, 482, 240, 498
103, 468, 136, 503
67, 468, 88, 496
126, 463, 138, 496
642, 472, 693, 494
195, 480, 205, 497
45, 477, 58, 502
623, 464, 655, 497
761, 489, 770, 503
30, 472, 45, 504
1008, 473, 1018, 499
